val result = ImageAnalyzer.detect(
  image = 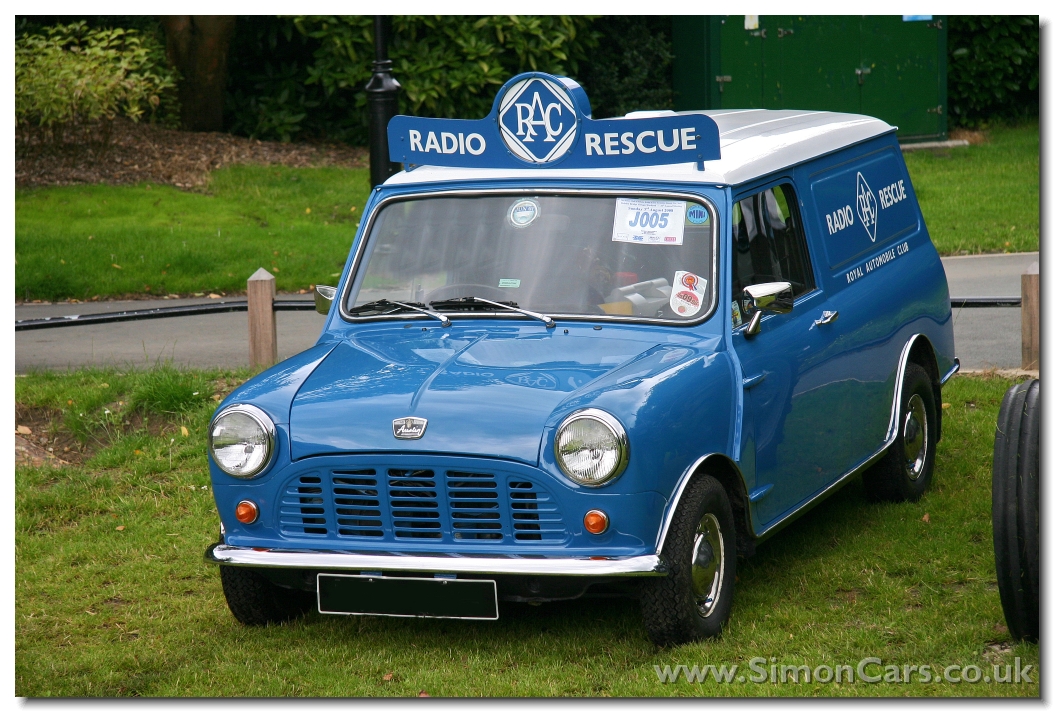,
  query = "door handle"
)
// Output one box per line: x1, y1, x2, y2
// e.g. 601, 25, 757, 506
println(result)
814, 310, 839, 326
